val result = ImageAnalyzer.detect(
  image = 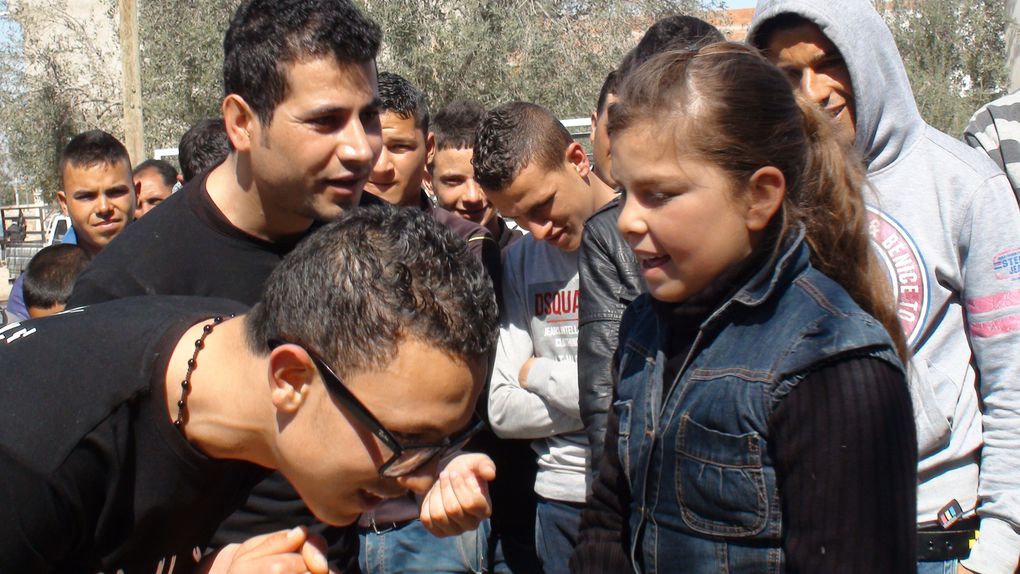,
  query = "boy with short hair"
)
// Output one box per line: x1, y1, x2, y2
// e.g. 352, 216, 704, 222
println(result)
429, 99, 523, 257
55, 130, 137, 255
473, 101, 616, 574
366, 71, 433, 209
366, 73, 500, 275
0, 206, 498, 574
5, 130, 136, 321
22, 243, 92, 318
